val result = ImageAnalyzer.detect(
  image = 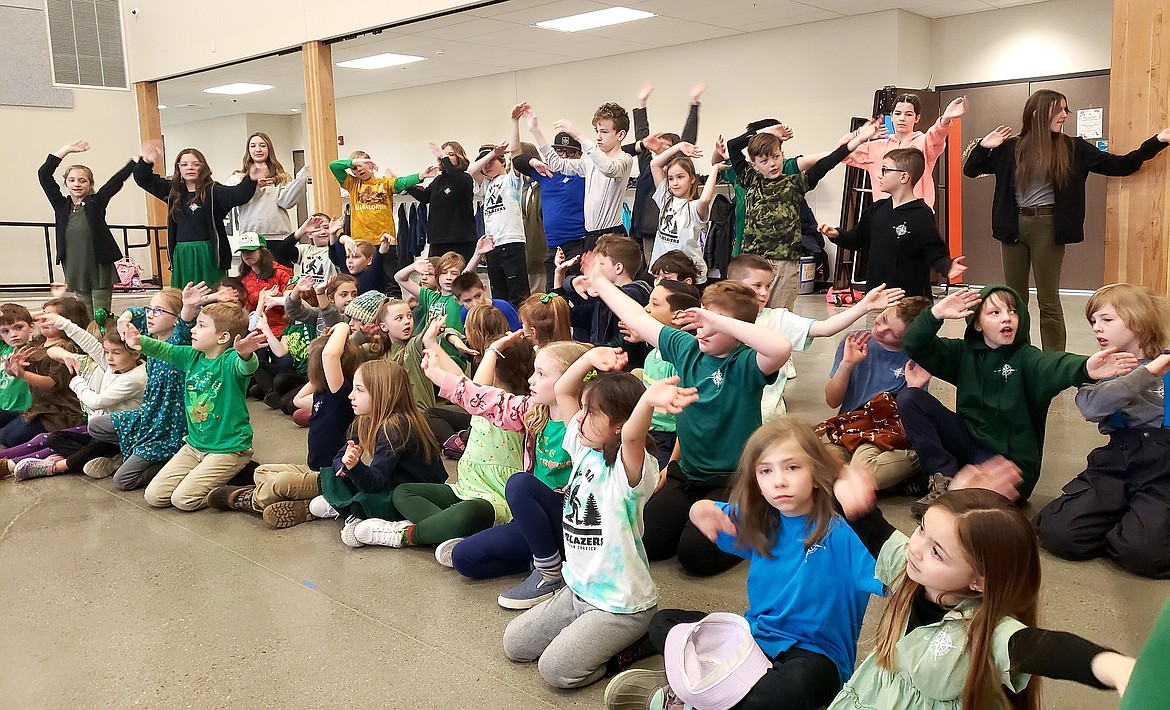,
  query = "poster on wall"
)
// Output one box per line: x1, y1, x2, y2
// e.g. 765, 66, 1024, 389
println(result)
1077, 108, 1103, 139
